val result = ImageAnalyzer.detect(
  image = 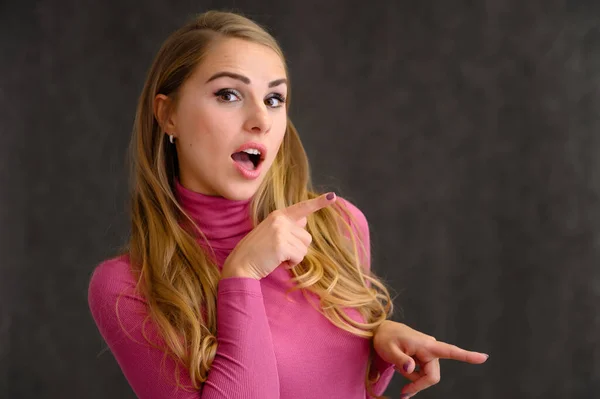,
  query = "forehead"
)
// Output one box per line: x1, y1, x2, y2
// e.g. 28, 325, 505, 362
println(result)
193, 37, 286, 84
